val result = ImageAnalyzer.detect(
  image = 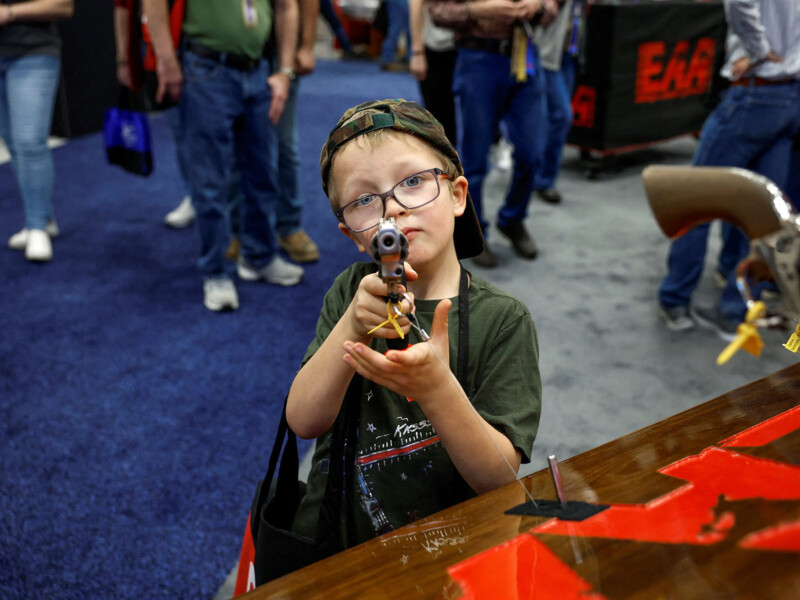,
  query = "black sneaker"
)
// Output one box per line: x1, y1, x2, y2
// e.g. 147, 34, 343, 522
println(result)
471, 246, 498, 268
659, 304, 694, 331
537, 189, 562, 204
691, 306, 739, 342
497, 222, 538, 259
